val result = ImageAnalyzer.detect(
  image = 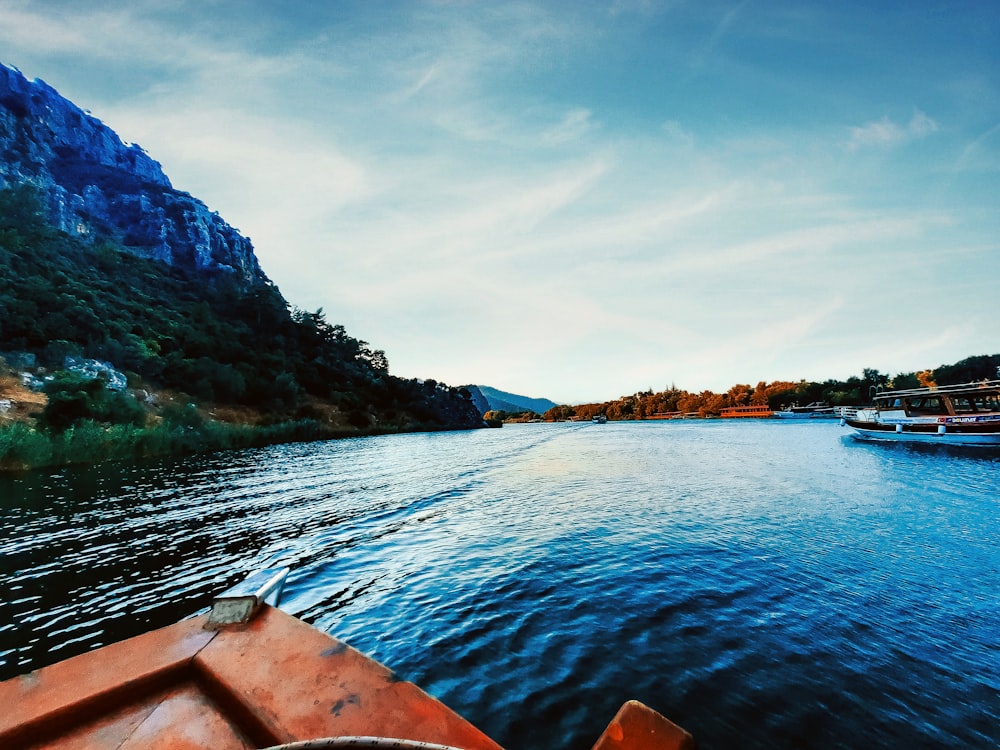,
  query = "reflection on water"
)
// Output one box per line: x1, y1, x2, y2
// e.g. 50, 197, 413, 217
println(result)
1, 422, 998, 749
